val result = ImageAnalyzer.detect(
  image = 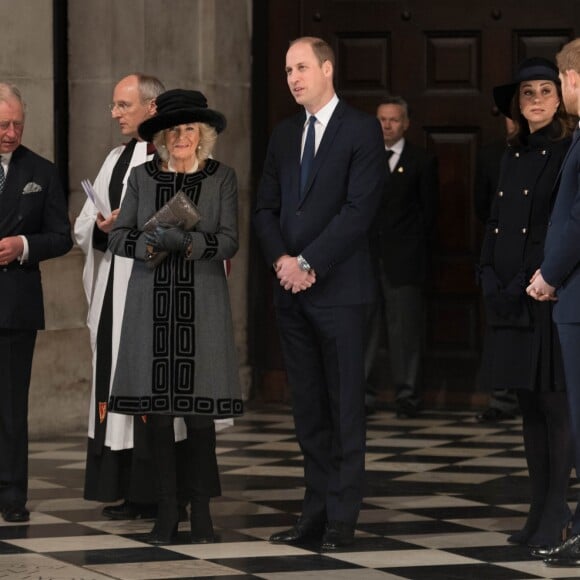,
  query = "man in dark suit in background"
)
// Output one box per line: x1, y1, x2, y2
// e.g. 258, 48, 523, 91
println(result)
254, 36, 385, 549
527, 38, 580, 567
367, 96, 438, 417
0, 83, 72, 522
474, 116, 519, 423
